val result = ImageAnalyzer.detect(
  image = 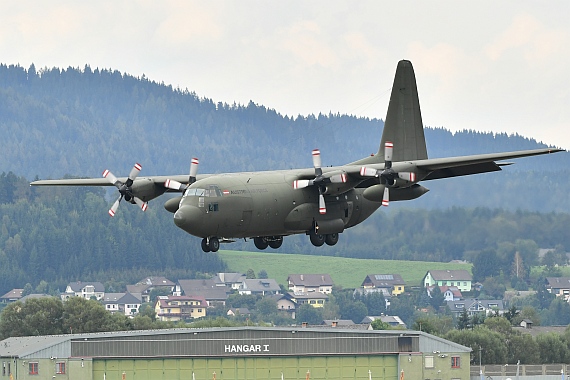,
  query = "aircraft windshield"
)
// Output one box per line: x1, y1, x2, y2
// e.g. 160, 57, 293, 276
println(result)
184, 188, 206, 197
